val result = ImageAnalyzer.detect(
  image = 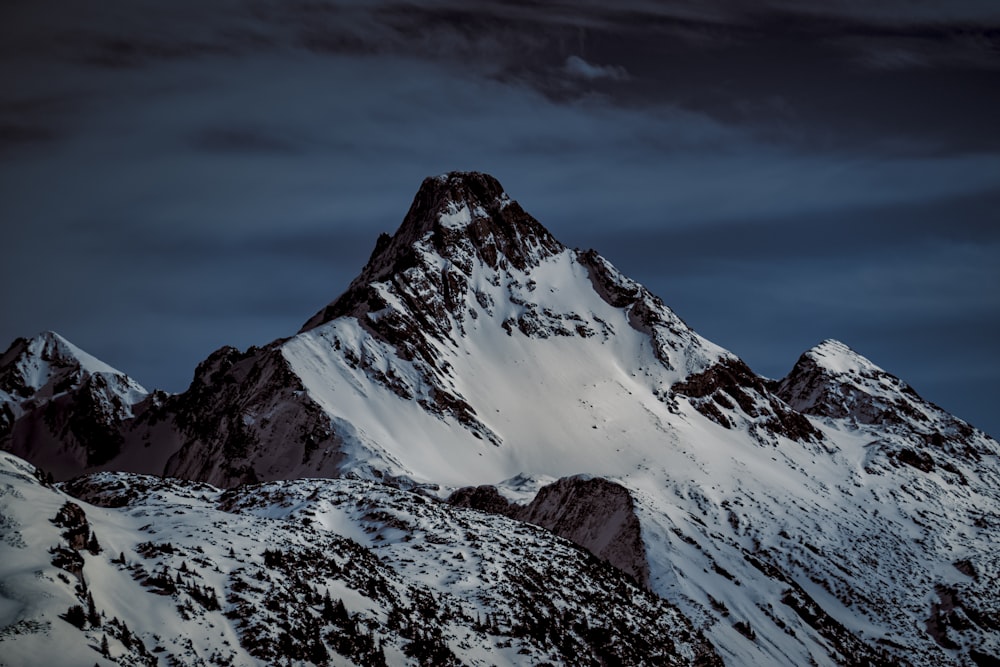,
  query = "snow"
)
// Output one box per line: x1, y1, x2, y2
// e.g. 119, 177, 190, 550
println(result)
0, 452, 711, 667
4, 173, 1000, 667
281, 247, 732, 489
438, 202, 473, 230
806, 338, 883, 377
